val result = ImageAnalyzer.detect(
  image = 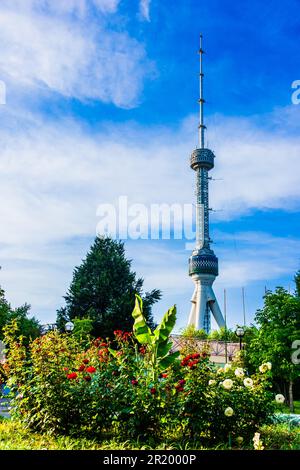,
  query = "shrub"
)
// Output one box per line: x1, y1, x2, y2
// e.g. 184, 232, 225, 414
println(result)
4, 297, 276, 444
260, 424, 300, 450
